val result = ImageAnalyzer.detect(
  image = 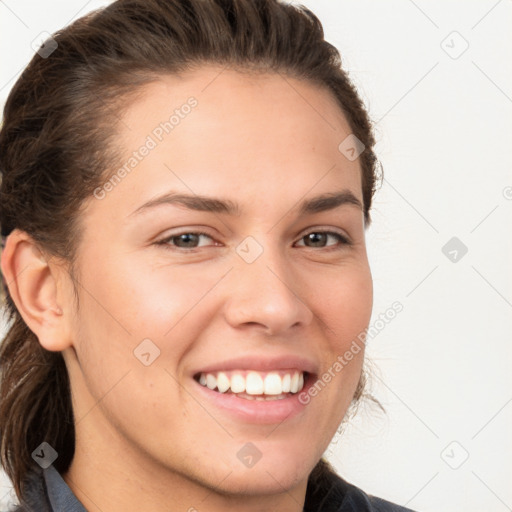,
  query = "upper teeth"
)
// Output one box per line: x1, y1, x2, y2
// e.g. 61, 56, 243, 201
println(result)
198, 370, 305, 395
